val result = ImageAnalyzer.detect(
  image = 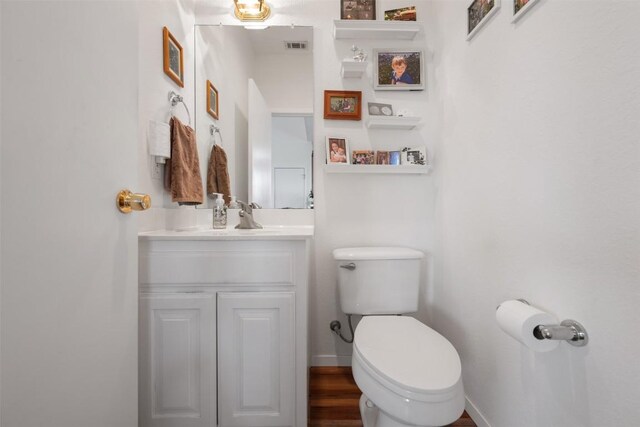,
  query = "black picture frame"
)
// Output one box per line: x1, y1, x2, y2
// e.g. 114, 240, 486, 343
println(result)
340, 0, 376, 20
